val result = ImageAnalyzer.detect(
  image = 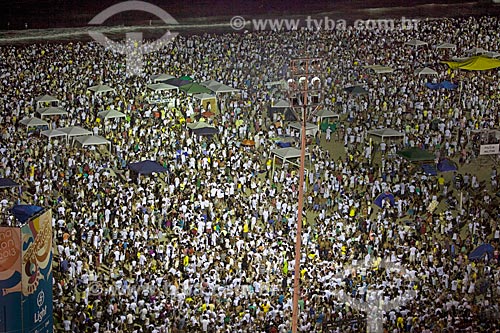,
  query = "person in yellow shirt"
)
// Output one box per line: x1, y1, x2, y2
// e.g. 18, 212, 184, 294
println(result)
397, 316, 404, 329
438, 175, 445, 187
243, 222, 249, 239
300, 268, 307, 280
349, 206, 356, 218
